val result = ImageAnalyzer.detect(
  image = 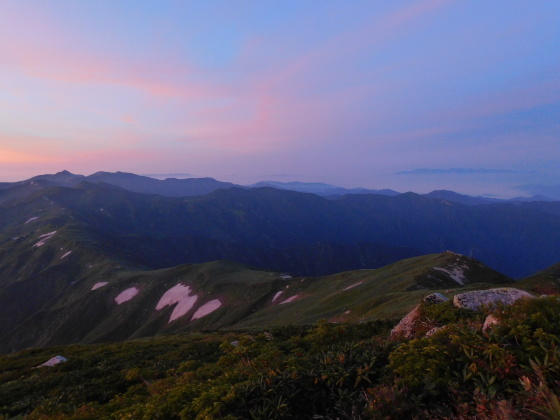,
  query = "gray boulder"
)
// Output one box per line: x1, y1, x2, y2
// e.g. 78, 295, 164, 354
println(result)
423, 292, 449, 305
453, 288, 532, 311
